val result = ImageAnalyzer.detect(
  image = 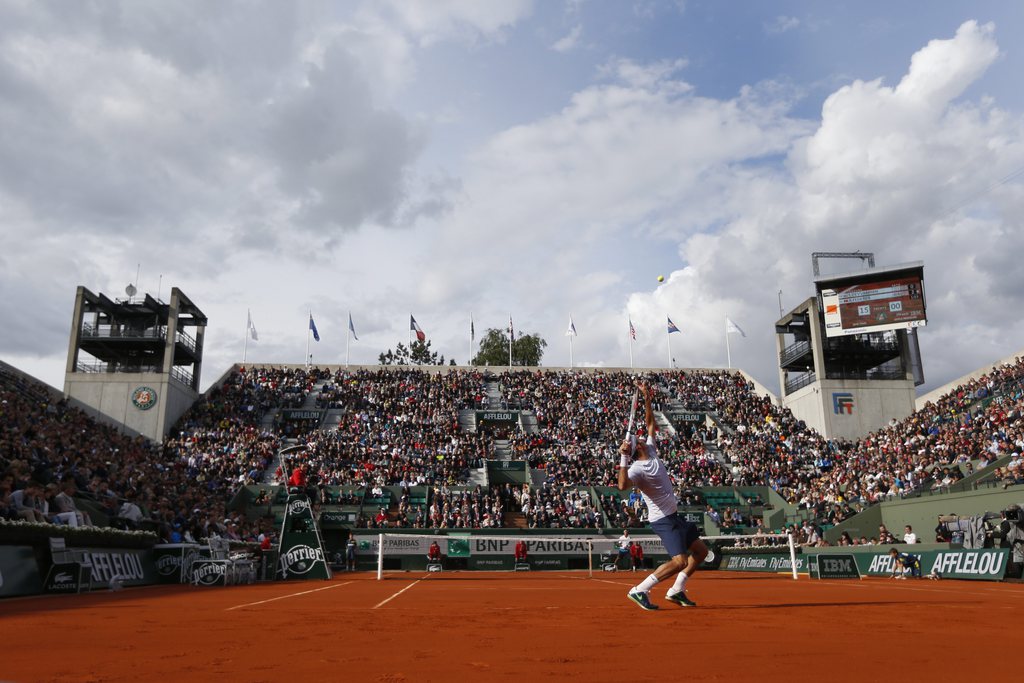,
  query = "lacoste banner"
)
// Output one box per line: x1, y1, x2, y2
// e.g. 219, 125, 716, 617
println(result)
276, 494, 331, 580
0, 545, 44, 597
44, 562, 91, 594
